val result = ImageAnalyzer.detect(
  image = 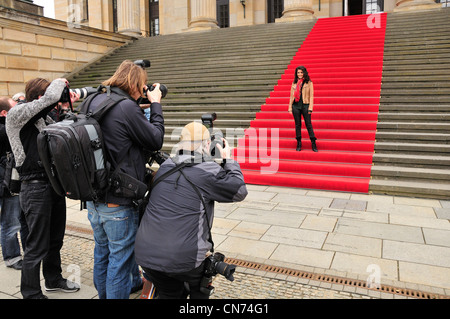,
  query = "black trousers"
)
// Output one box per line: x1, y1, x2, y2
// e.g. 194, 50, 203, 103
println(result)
19, 180, 66, 299
142, 262, 209, 299
292, 102, 316, 142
